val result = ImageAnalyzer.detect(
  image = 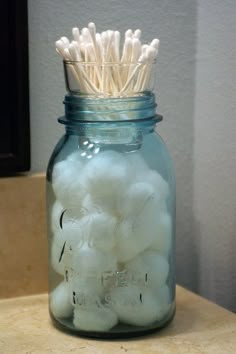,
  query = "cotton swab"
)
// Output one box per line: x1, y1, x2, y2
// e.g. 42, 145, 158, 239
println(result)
150, 38, 160, 51
95, 33, 103, 63
55, 23, 159, 96
72, 27, 80, 44
88, 22, 97, 46
60, 36, 70, 47
125, 29, 133, 39
133, 29, 141, 39
114, 31, 120, 61
140, 46, 157, 90
119, 54, 147, 94
55, 40, 70, 59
